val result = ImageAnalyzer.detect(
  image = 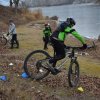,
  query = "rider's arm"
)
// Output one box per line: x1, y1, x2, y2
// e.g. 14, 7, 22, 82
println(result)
65, 27, 86, 44
43, 29, 45, 37
49, 27, 52, 34
8, 23, 15, 35
71, 30, 86, 44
